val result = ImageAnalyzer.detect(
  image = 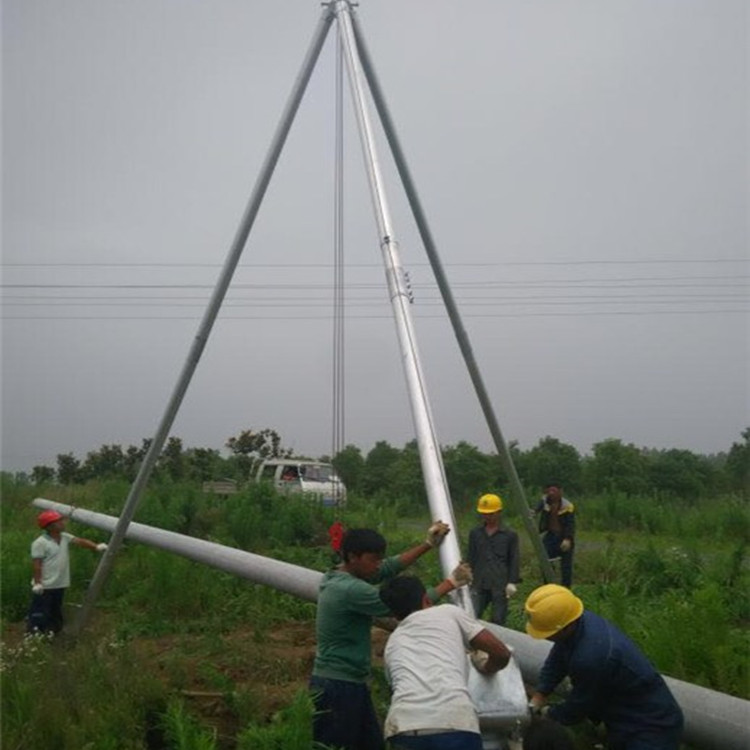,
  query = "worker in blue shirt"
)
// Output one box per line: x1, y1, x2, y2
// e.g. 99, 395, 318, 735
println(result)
525, 584, 684, 750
